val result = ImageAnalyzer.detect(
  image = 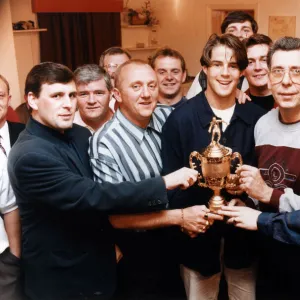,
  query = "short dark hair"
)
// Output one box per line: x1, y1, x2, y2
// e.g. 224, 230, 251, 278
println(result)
0, 74, 10, 94
114, 59, 149, 90
150, 47, 186, 72
267, 36, 300, 69
74, 64, 113, 91
243, 34, 272, 50
99, 47, 131, 67
221, 11, 258, 34
200, 34, 248, 71
25, 62, 74, 97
